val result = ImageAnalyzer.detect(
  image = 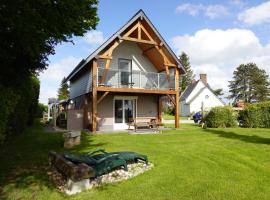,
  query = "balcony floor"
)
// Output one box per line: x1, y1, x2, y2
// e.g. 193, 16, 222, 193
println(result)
97, 86, 176, 94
